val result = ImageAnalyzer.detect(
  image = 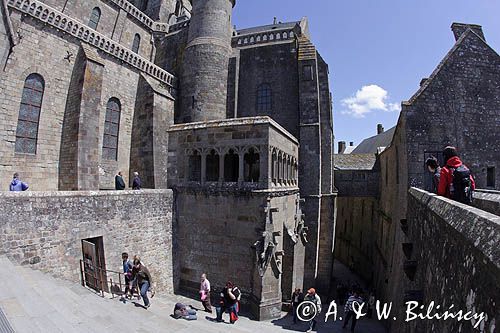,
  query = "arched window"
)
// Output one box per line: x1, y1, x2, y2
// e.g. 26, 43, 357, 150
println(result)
132, 34, 141, 53
15, 73, 44, 154
244, 148, 260, 182
102, 98, 121, 160
271, 150, 277, 184
88, 7, 101, 30
224, 149, 239, 182
256, 84, 272, 112
206, 149, 219, 181
188, 151, 201, 181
